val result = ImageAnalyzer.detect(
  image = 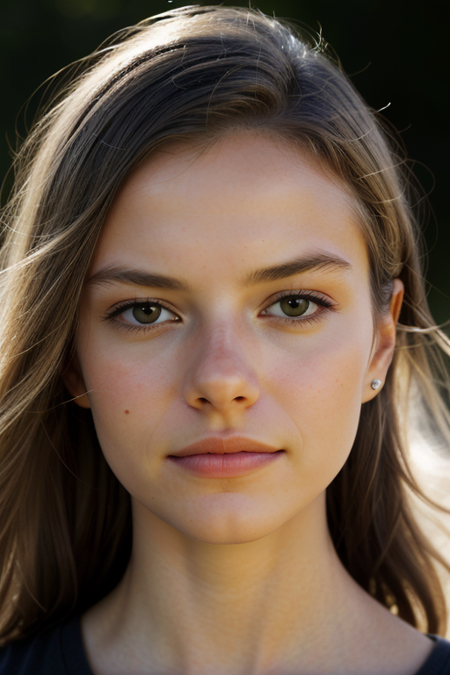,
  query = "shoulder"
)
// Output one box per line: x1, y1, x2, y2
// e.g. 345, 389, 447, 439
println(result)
414, 635, 450, 675
0, 615, 92, 675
